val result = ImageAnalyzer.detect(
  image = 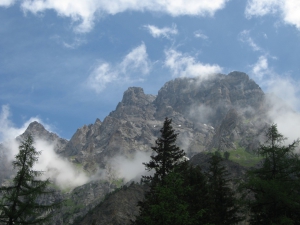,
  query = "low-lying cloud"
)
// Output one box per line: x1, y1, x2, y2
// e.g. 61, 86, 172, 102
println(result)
249, 55, 300, 144
0, 105, 88, 189
107, 151, 152, 182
